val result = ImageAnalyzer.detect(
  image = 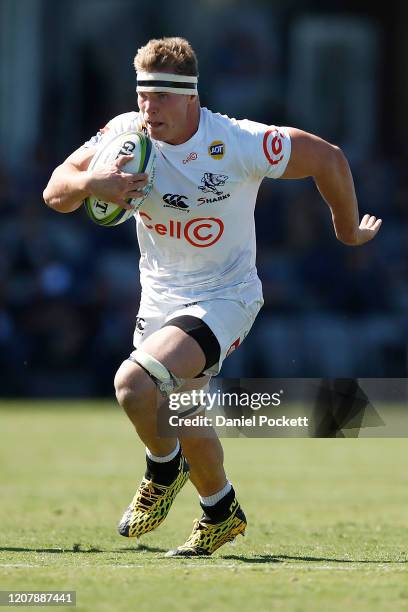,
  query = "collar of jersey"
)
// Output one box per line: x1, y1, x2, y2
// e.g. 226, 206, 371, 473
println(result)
153, 107, 205, 152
